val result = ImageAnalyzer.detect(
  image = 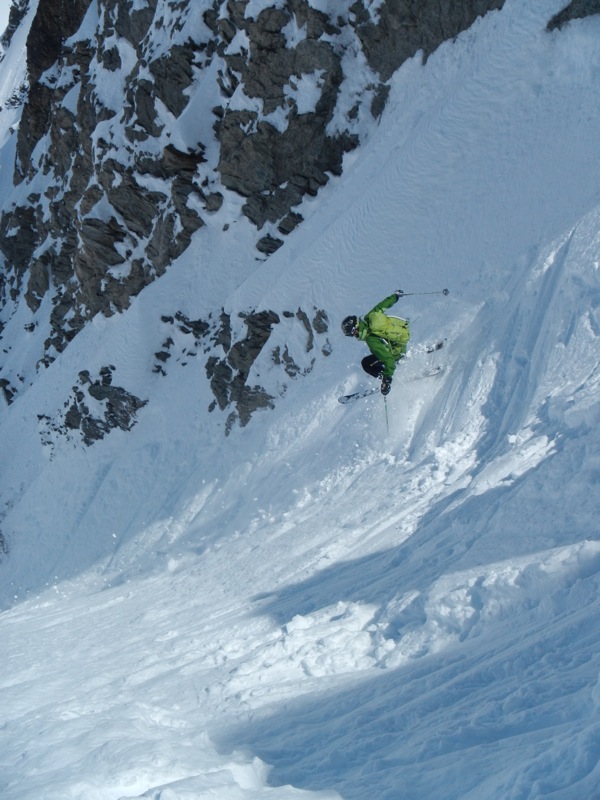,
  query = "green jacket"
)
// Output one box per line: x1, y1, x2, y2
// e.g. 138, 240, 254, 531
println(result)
358, 294, 410, 378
